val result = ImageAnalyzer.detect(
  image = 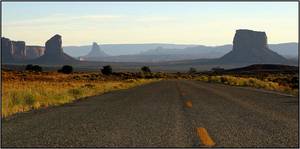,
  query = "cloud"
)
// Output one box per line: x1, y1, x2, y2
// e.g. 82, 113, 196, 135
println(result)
3, 14, 124, 28
135, 16, 177, 22
79, 15, 122, 20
